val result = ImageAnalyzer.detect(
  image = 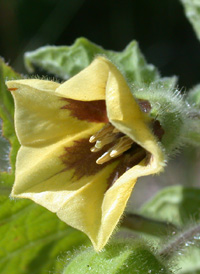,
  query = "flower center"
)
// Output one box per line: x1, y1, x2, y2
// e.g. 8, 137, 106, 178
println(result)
89, 123, 135, 165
